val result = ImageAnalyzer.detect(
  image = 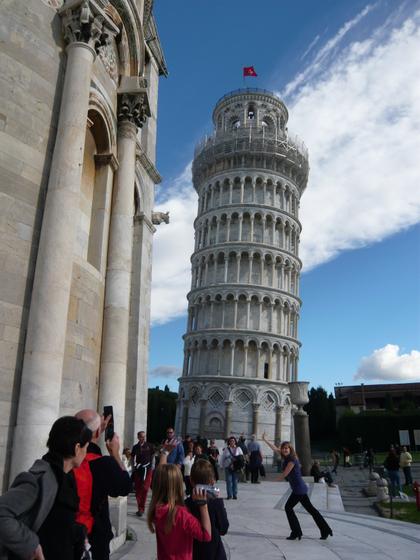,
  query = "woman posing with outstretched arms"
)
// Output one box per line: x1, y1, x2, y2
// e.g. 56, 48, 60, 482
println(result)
262, 433, 332, 541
